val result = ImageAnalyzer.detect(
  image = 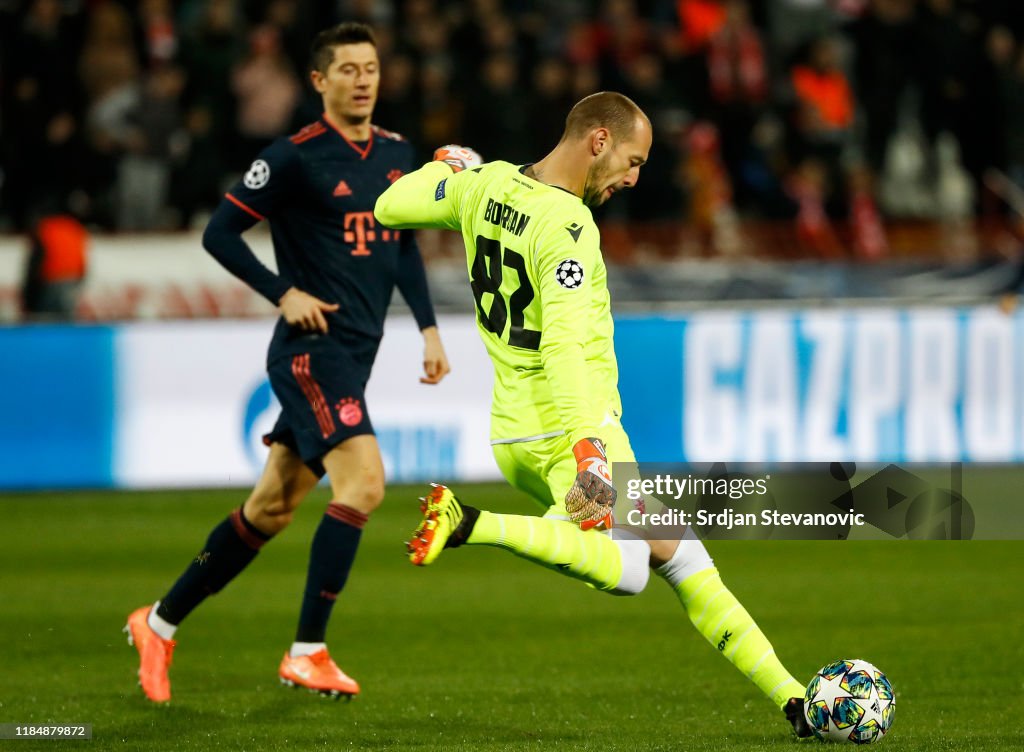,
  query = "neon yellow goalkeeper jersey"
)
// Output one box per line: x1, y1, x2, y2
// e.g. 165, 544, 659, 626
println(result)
375, 160, 621, 446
